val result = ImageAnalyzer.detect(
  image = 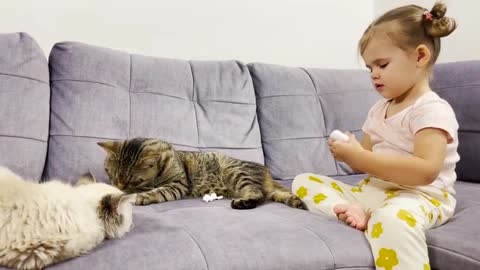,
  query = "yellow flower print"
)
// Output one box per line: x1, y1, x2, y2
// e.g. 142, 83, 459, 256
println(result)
428, 212, 433, 223
420, 206, 428, 216
371, 222, 383, 239
351, 187, 362, 193
442, 190, 449, 198
313, 193, 328, 204
429, 198, 441, 207
438, 213, 442, 221
381, 203, 389, 208
296, 186, 308, 199
385, 190, 398, 200
363, 177, 371, 185
331, 182, 344, 193
424, 263, 431, 270
397, 209, 417, 227
309, 175, 324, 184
376, 248, 399, 270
